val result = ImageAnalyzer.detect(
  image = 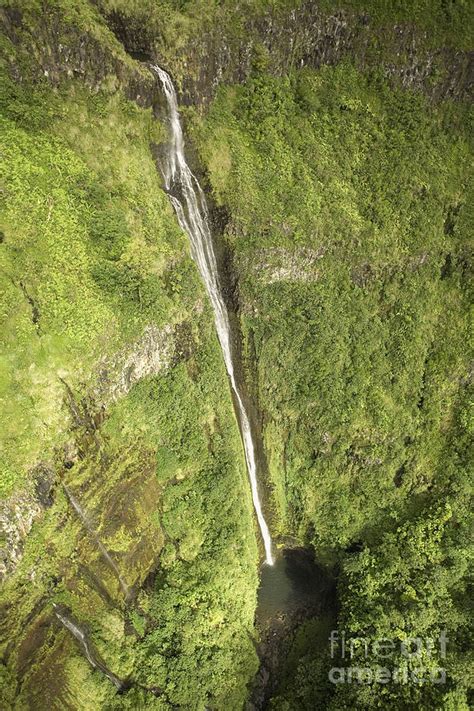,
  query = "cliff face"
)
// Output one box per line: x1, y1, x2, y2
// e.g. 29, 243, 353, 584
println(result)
102, 0, 473, 104
190, 11, 472, 710
0, 4, 259, 708
0, 1, 472, 709
0, 5, 158, 104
